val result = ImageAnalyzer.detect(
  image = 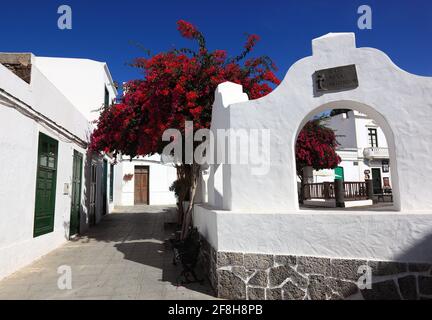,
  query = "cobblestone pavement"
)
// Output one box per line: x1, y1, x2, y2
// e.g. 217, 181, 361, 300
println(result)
0, 206, 216, 300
